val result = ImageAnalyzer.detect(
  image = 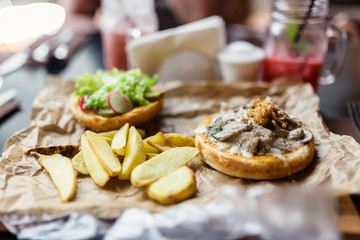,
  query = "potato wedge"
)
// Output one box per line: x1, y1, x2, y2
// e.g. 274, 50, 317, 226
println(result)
146, 153, 158, 159
81, 134, 110, 187
164, 133, 195, 147
24, 144, 80, 158
130, 147, 199, 187
146, 166, 196, 205
38, 154, 77, 202
85, 131, 121, 177
71, 151, 89, 175
98, 128, 145, 139
136, 128, 146, 138
118, 126, 146, 180
97, 130, 118, 139
100, 136, 113, 145
143, 132, 165, 153
111, 123, 129, 156
147, 141, 173, 152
